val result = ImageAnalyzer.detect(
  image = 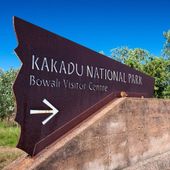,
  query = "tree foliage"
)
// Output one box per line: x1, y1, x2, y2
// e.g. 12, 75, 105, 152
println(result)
163, 30, 170, 97
111, 47, 150, 72
163, 30, 170, 58
111, 47, 170, 98
144, 56, 170, 98
0, 69, 18, 120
